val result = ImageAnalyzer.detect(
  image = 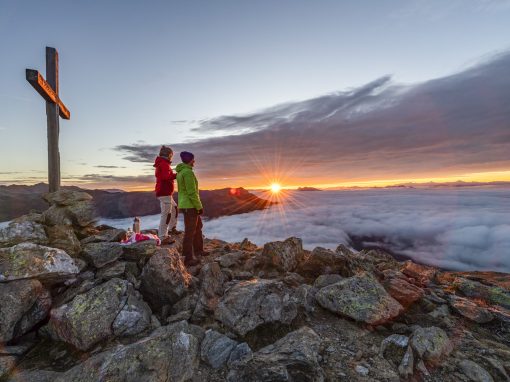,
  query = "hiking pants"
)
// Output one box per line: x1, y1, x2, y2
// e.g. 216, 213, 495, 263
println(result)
182, 208, 204, 261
